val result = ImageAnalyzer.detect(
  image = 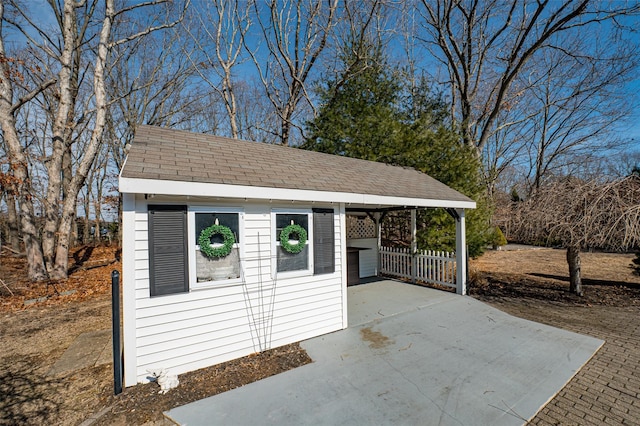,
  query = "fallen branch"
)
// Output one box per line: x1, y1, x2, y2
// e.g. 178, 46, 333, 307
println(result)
0, 278, 14, 296
1, 245, 22, 255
